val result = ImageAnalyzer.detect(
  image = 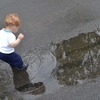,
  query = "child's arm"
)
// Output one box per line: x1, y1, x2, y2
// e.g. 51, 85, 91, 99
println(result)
10, 33, 24, 48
